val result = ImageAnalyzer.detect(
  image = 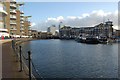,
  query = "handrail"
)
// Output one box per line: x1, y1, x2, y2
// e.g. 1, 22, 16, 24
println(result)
11, 40, 44, 80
